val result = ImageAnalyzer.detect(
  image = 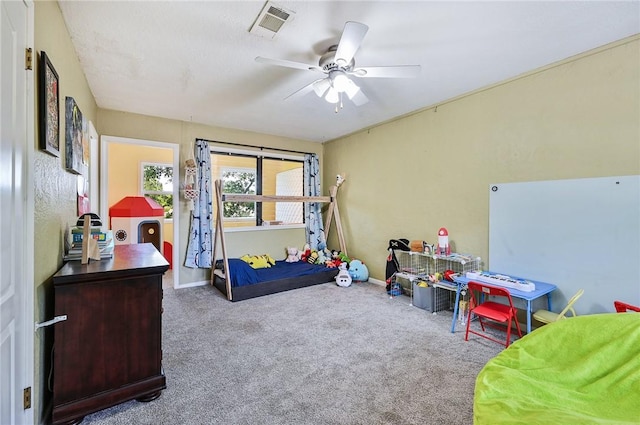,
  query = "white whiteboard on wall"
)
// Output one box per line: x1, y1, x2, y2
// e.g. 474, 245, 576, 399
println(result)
489, 175, 640, 314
